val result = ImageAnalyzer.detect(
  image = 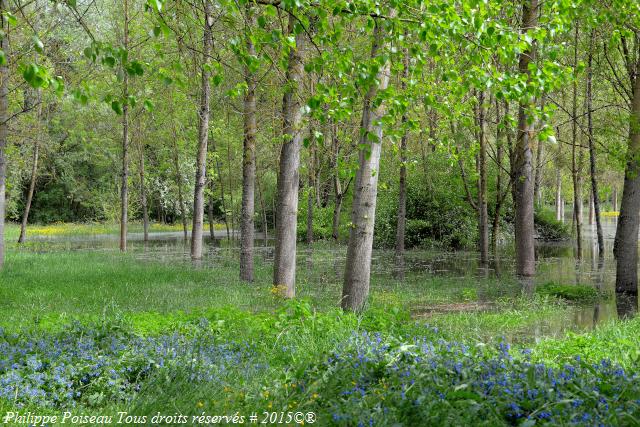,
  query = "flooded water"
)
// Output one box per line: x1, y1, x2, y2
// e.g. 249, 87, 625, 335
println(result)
22, 215, 638, 339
